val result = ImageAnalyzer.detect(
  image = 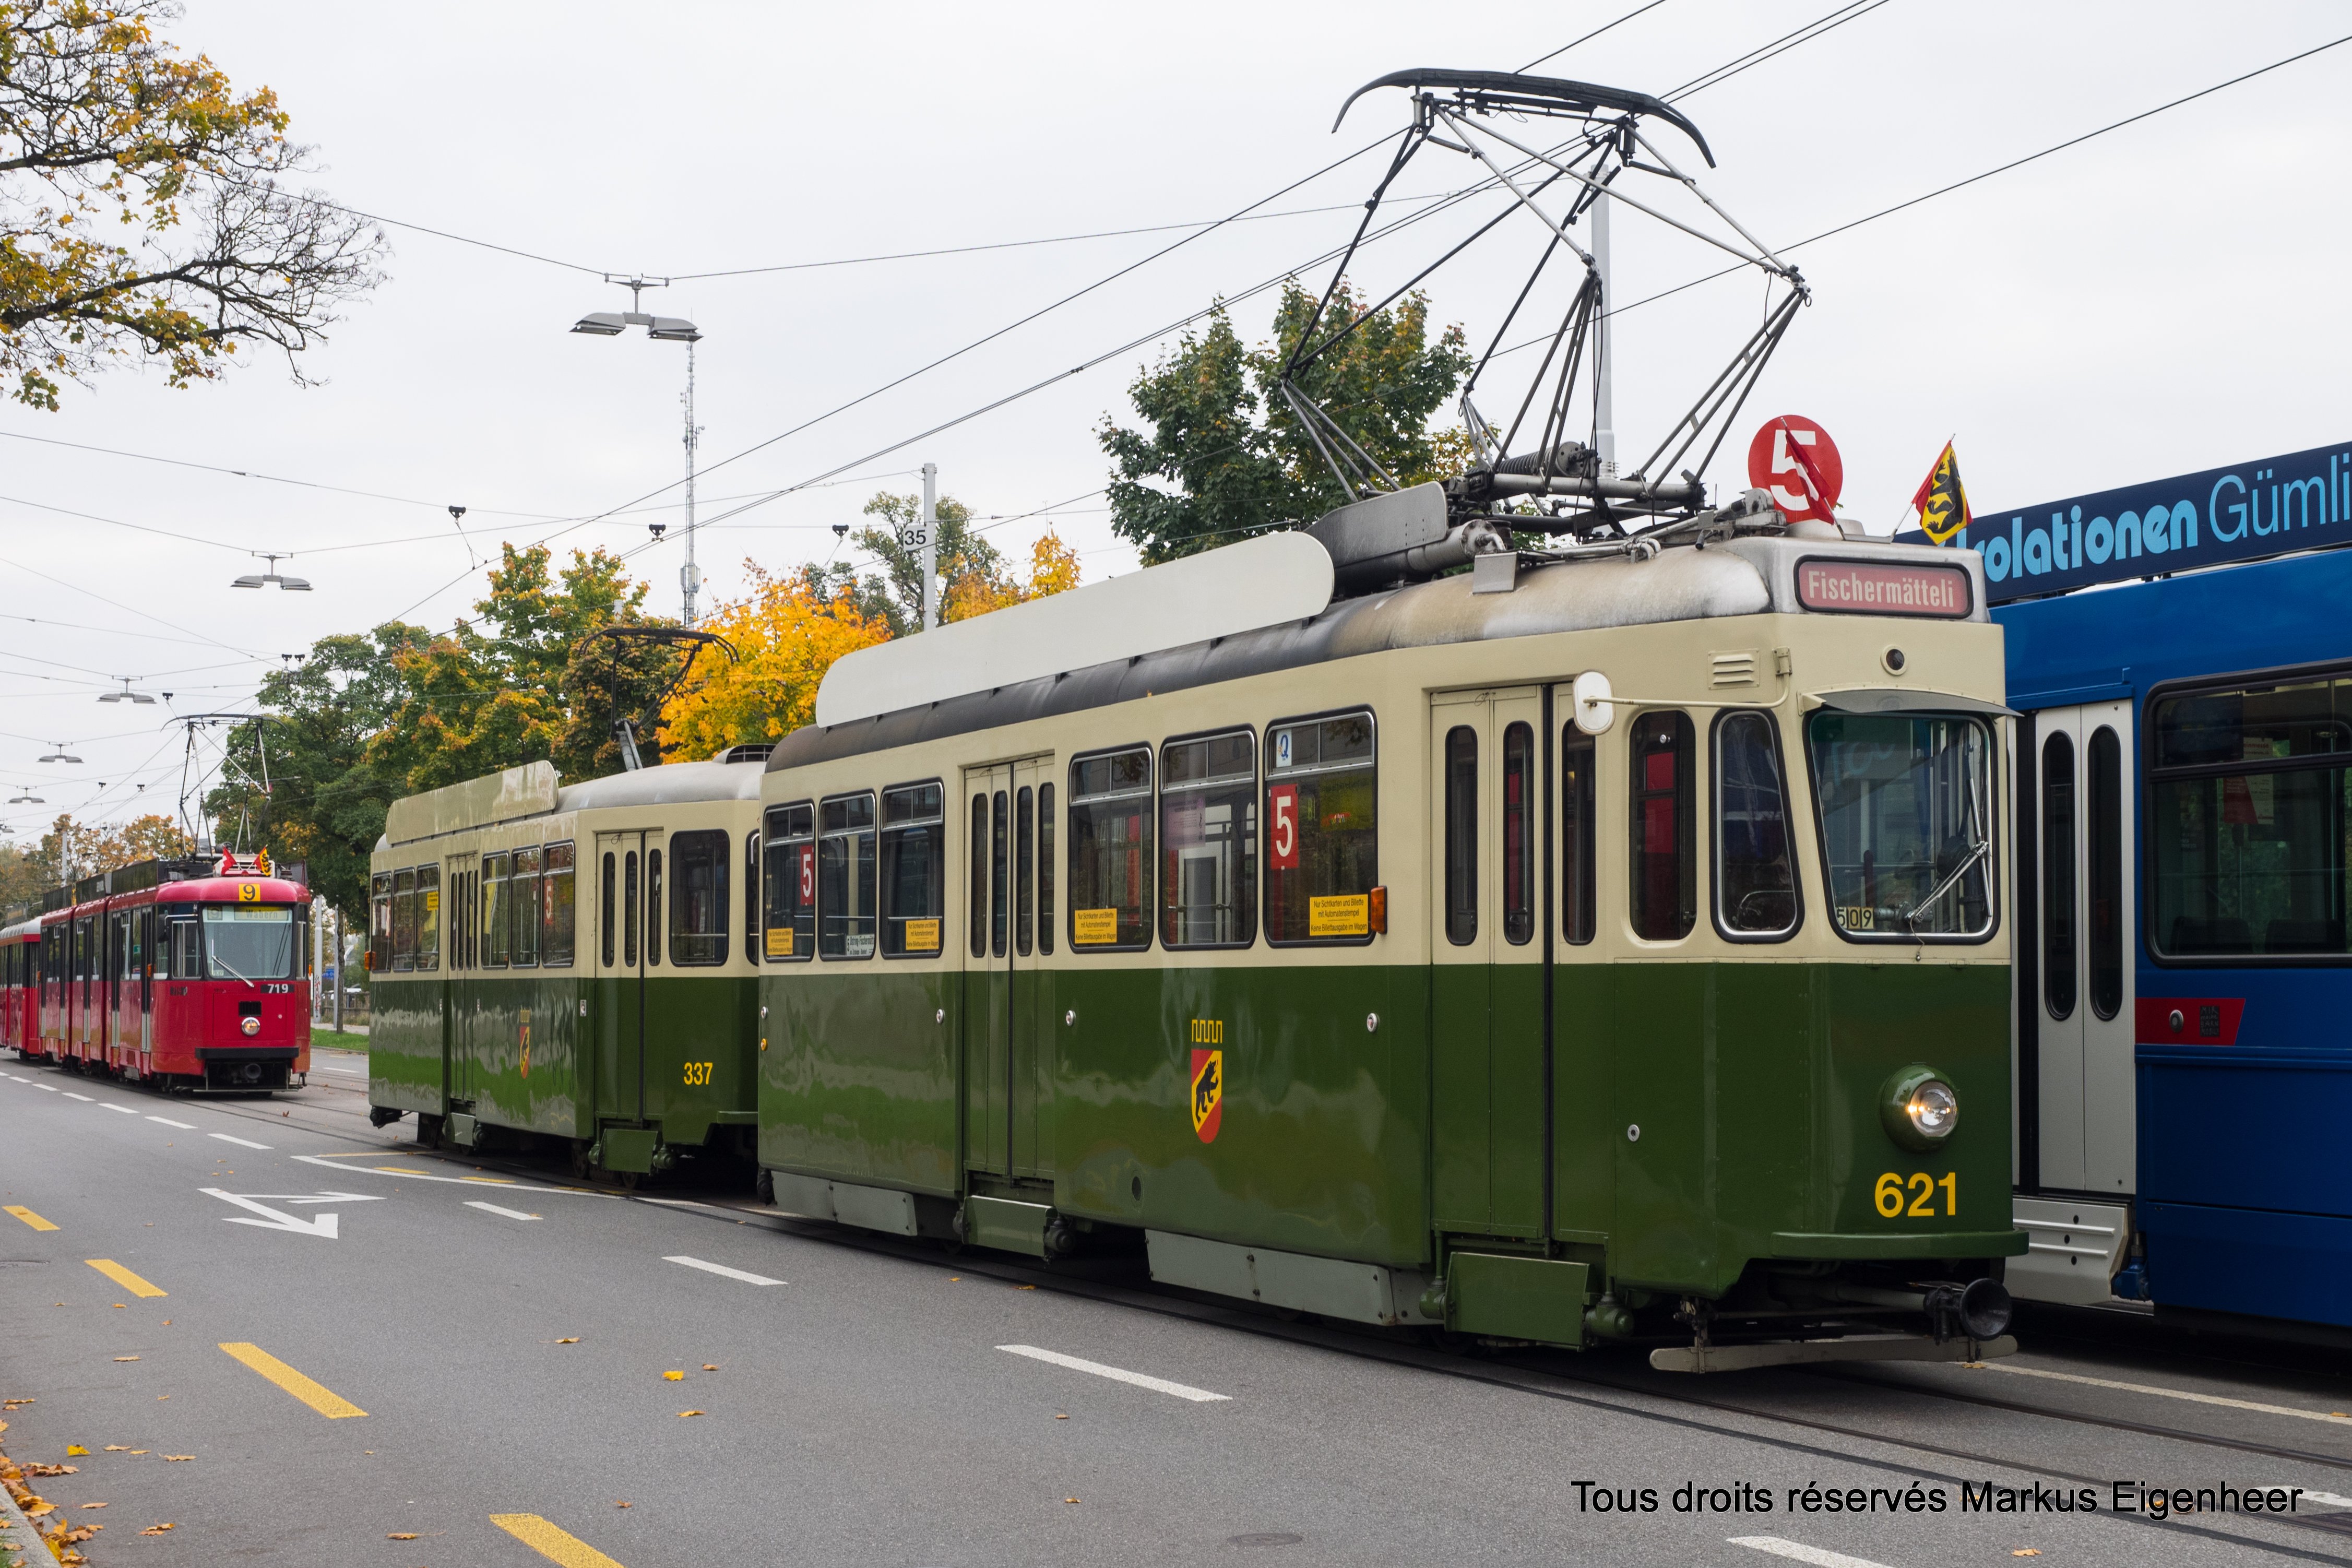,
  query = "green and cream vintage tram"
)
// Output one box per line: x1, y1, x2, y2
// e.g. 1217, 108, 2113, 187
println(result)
372, 499, 2025, 1366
